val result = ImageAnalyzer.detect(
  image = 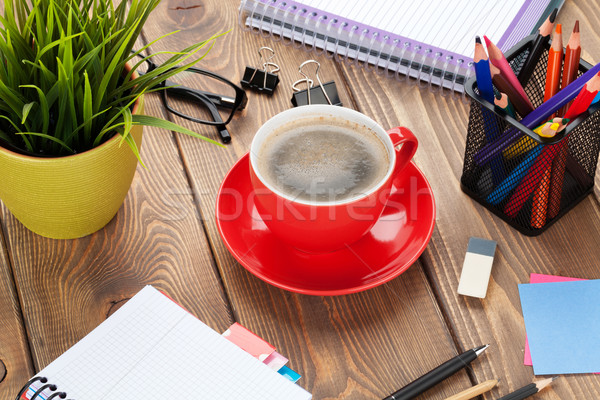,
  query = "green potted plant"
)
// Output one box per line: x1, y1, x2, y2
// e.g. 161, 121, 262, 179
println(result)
0, 0, 221, 239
